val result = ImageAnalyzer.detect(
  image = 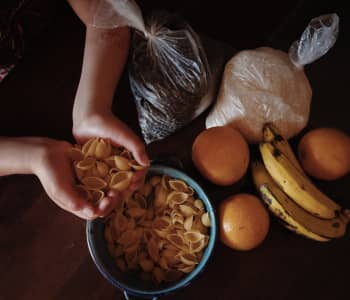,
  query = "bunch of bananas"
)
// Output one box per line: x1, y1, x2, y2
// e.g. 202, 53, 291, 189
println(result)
251, 124, 349, 242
